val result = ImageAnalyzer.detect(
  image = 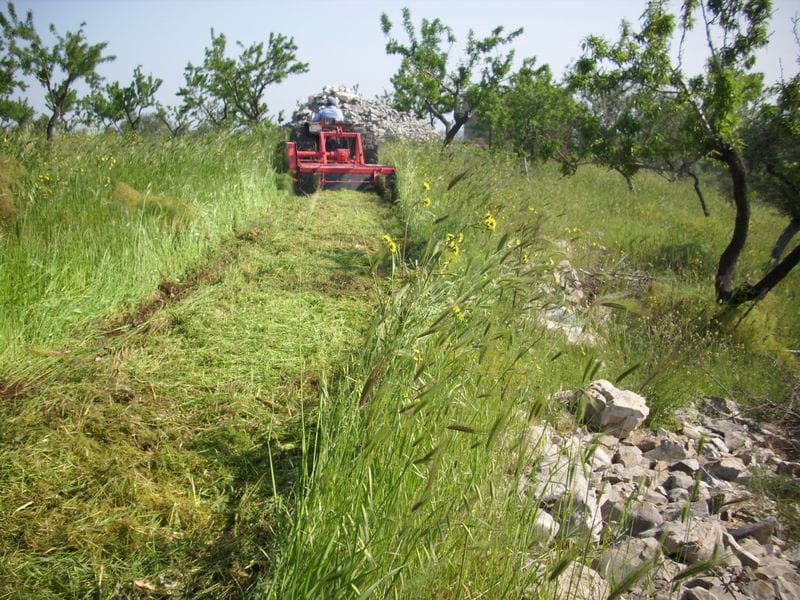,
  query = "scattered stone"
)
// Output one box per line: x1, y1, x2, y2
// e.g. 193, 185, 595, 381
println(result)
589, 446, 613, 470
776, 460, 800, 477
583, 380, 650, 439
729, 518, 779, 545
594, 537, 660, 584
645, 439, 689, 461
533, 510, 561, 540
705, 457, 747, 482
554, 562, 610, 600
672, 459, 701, 475
631, 503, 664, 535
658, 517, 724, 563
723, 532, 762, 569
614, 445, 644, 468
666, 471, 696, 491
